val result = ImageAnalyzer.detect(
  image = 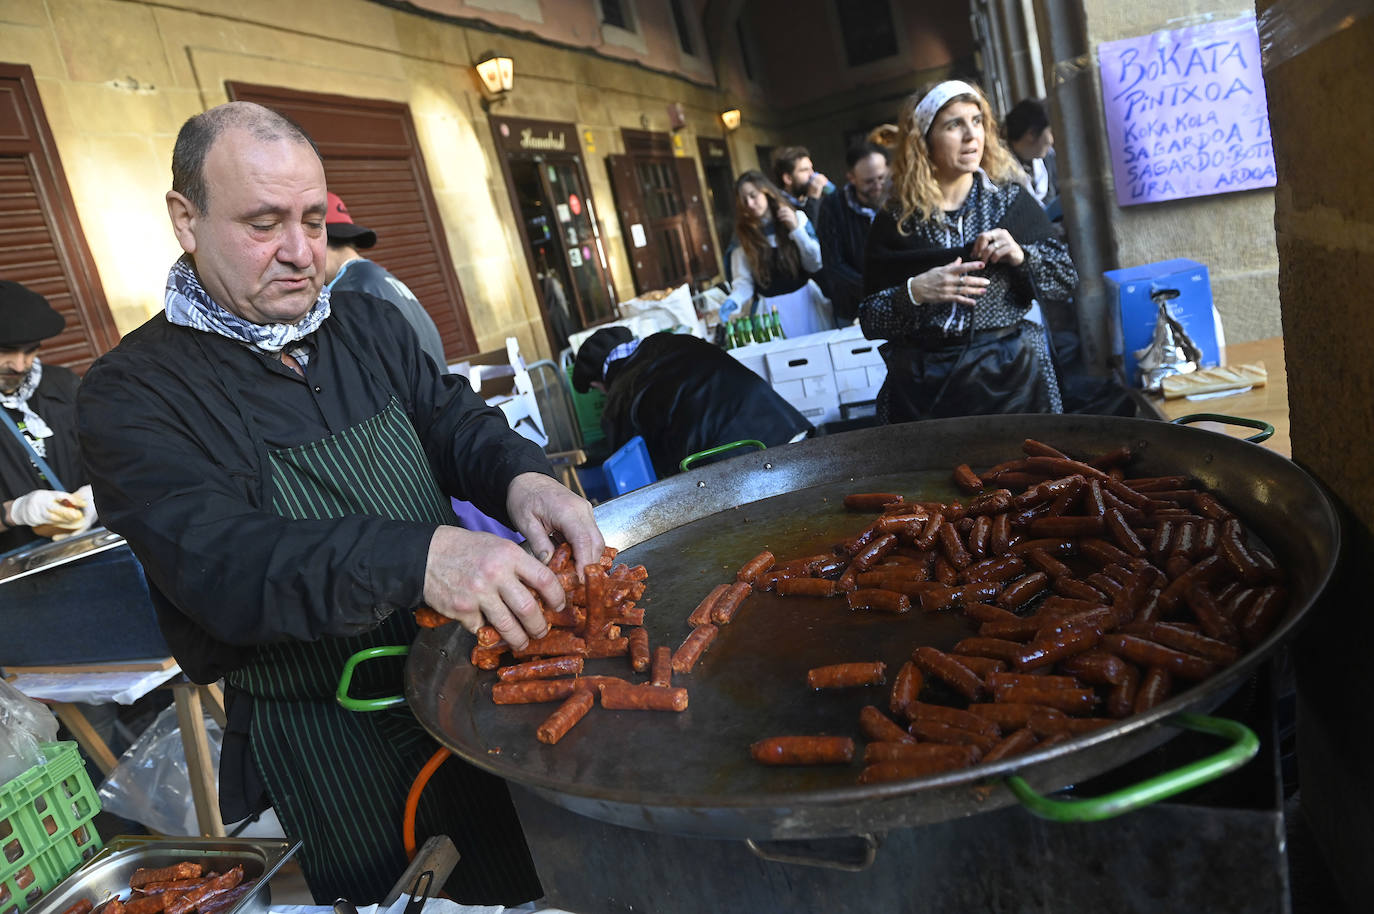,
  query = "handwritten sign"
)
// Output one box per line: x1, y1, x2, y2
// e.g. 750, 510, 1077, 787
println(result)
1098, 15, 1276, 206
